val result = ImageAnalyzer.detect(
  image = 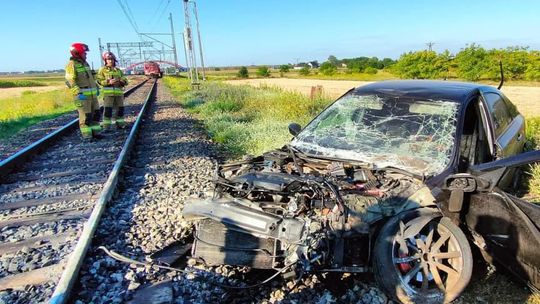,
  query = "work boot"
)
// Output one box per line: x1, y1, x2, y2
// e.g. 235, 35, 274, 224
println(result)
92, 132, 105, 140
80, 126, 93, 140
115, 117, 127, 129
90, 124, 102, 133
101, 118, 112, 133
